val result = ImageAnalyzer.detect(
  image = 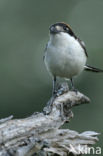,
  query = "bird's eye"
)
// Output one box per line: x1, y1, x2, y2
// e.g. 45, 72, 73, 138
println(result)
63, 26, 69, 31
